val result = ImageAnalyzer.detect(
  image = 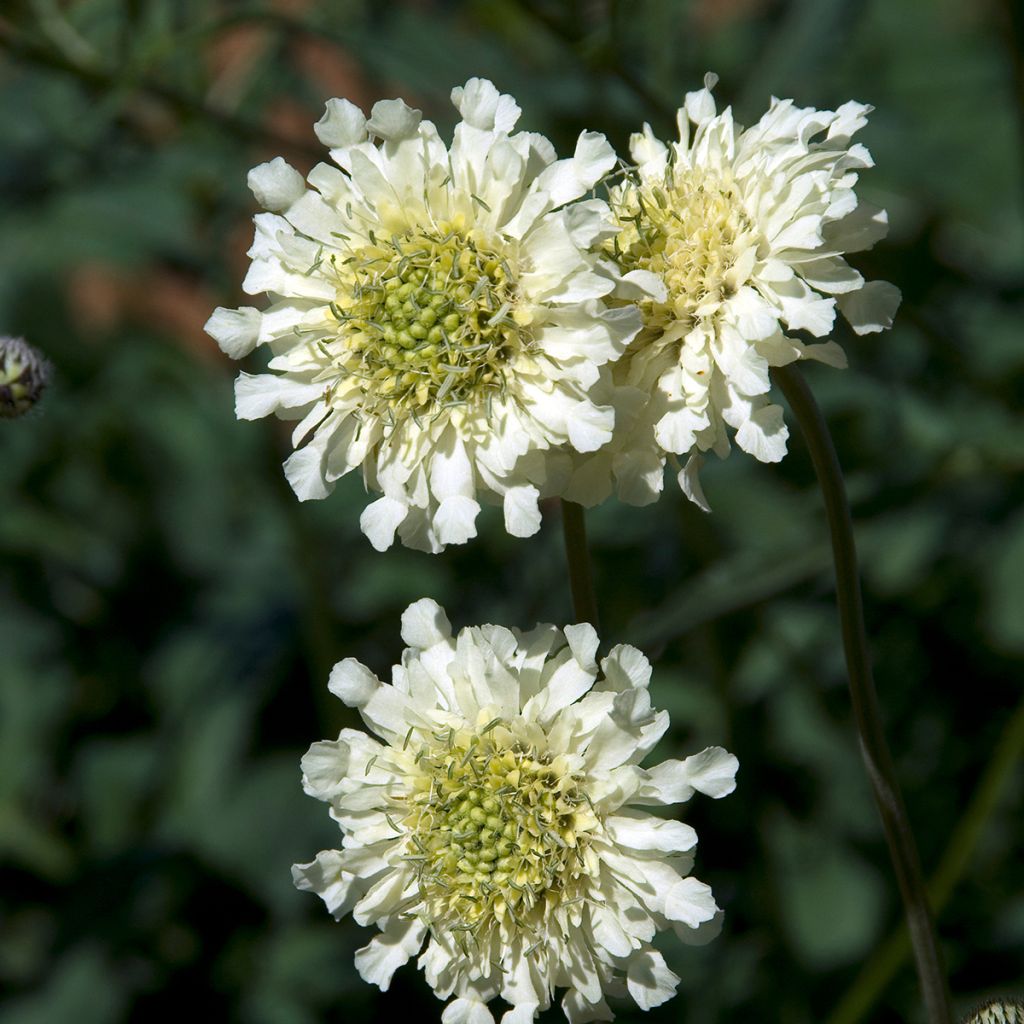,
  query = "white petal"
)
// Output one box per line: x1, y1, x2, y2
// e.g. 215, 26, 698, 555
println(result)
629, 122, 669, 177
300, 738, 350, 801
684, 72, 718, 123
590, 903, 634, 958
567, 402, 614, 453
565, 198, 617, 249
605, 813, 698, 854
354, 917, 427, 991
234, 372, 323, 419
328, 659, 380, 708
613, 448, 665, 507
501, 1005, 540, 1024
435, 495, 481, 545
616, 268, 667, 302
640, 746, 739, 803
360, 496, 409, 552
443, 999, 495, 1024
626, 950, 680, 1011
205, 307, 261, 358
283, 440, 332, 501
797, 256, 864, 295
451, 78, 521, 132
728, 286, 780, 340
824, 200, 889, 253
715, 327, 771, 397
599, 645, 651, 692
314, 98, 368, 148
353, 865, 416, 924
529, 649, 595, 723
535, 132, 616, 206
771, 278, 836, 337
665, 876, 720, 928
247, 157, 306, 212
291, 848, 386, 920
801, 340, 848, 367
837, 280, 901, 335
655, 407, 702, 454
677, 454, 711, 512
561, 989, 613, 1024
675, 910, 724, 946
734, 403, 789, 462
429, 434, 475, 500
585, 708, 667, 771
503, 485, 542, 538
366, 98, 422, 140
678, 746, 741, 797
564, 622, 599, 668
401, 598, 452, 649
